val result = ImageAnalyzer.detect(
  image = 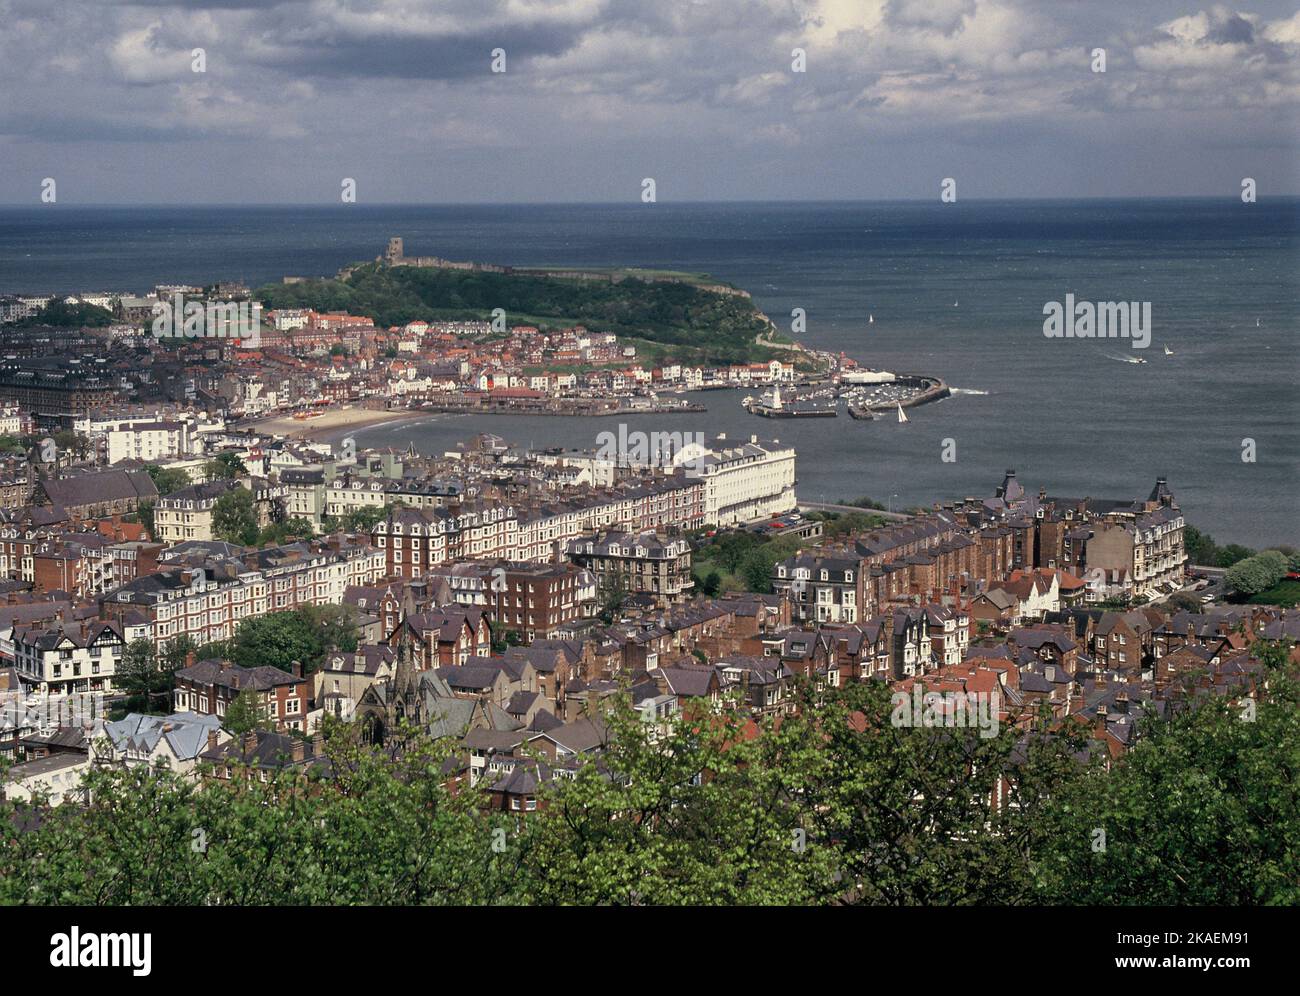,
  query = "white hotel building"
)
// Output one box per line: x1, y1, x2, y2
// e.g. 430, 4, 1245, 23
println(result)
677, 434, 797, 527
